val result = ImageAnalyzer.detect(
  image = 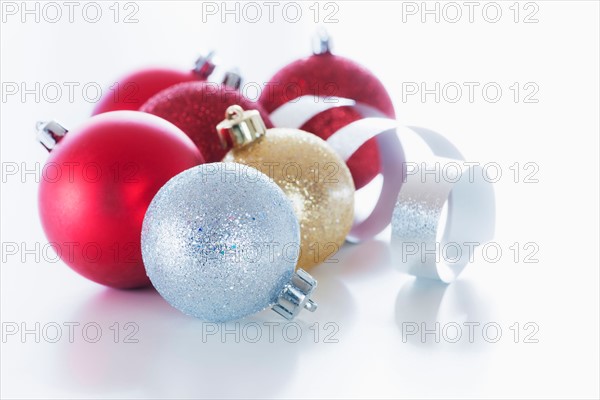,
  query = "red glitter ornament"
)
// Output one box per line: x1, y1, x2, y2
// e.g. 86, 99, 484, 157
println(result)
37, 112, 204, 289
92, 53, 219, 115
141, 81, 272, 162
259, 35, 396, 189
